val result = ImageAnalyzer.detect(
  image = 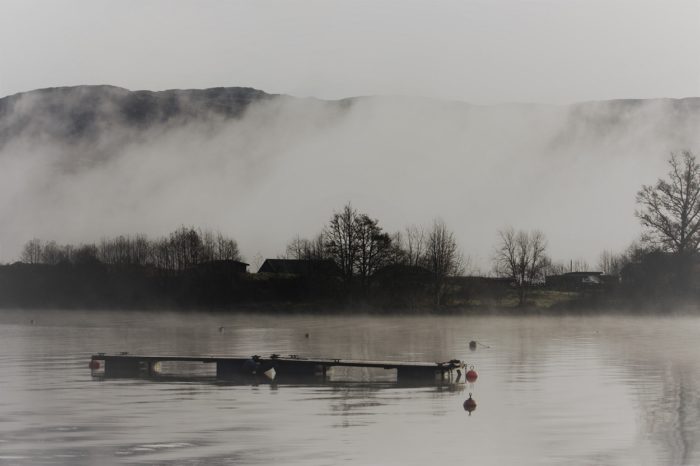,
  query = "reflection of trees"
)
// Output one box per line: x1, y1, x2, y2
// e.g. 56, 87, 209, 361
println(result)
669, 369, 699, 465
599, 329, 700, 465
633, 362, 700, 465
